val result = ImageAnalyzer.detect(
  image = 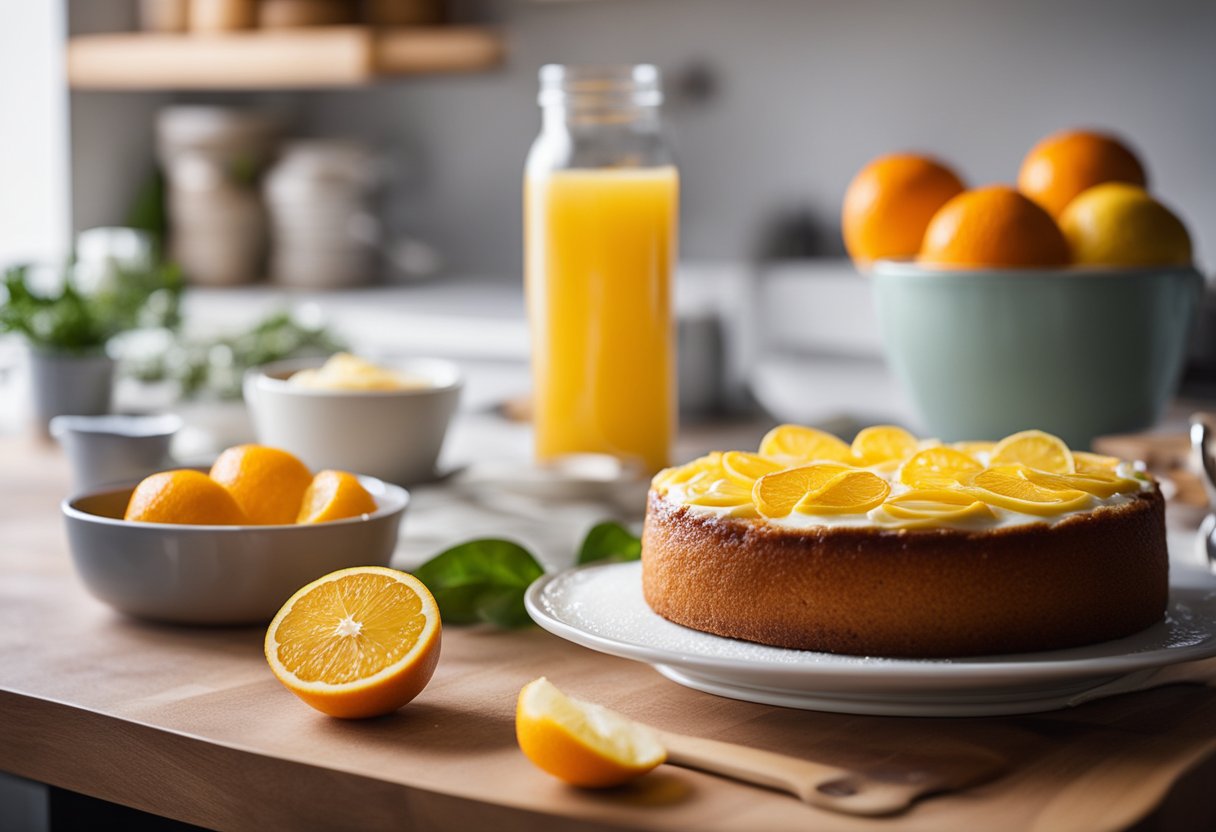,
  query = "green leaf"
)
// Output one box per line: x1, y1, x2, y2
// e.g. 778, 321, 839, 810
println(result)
413, 539, 545, 628
577, 521, 642, 565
